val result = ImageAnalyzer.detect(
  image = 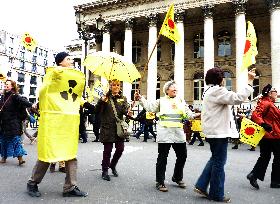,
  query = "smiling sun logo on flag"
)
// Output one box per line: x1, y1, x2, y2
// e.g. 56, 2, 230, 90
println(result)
240, 118, 265, 147
21, 33, 37, 52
